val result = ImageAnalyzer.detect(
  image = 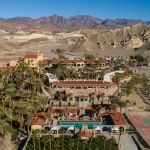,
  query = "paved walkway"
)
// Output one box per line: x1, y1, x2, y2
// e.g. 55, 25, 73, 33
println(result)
114, 134, 139, 150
